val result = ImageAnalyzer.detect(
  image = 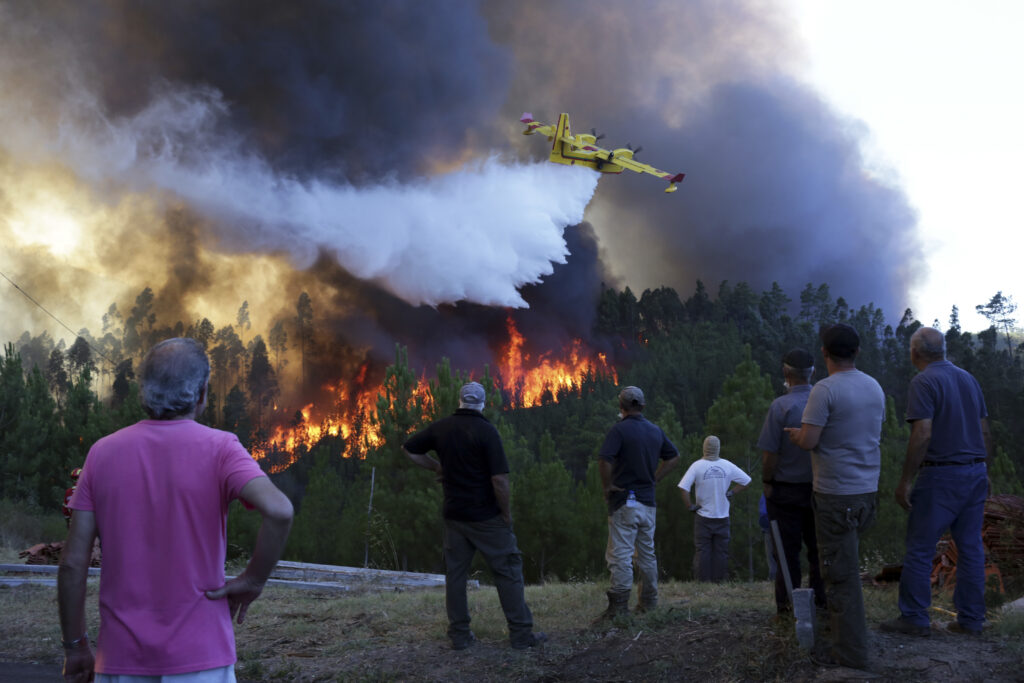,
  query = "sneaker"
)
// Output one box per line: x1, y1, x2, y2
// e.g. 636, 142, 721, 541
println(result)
947, 620, 990, 635
511, 631, 548, 650
879, 617, 930, 637
451, 633, 477, 651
